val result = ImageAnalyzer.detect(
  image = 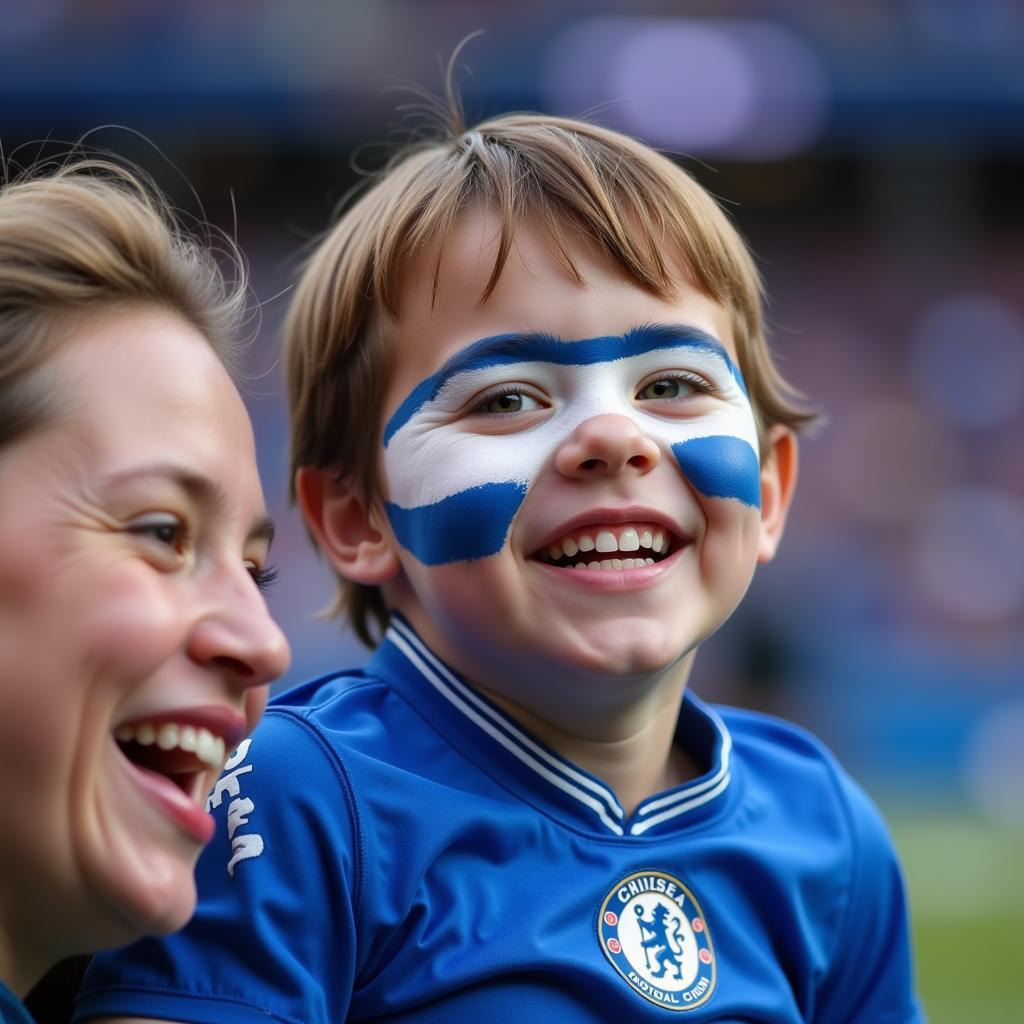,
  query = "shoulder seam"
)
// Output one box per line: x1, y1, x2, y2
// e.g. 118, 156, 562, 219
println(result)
263, 707, 368, 935
819, 753, 861, 1000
